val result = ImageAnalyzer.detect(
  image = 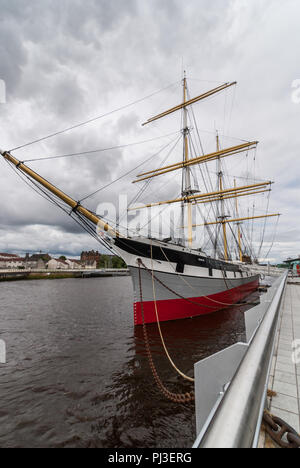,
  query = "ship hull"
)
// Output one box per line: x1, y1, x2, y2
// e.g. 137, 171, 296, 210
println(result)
110, 237, 259, 325
130, 266, 259, 325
